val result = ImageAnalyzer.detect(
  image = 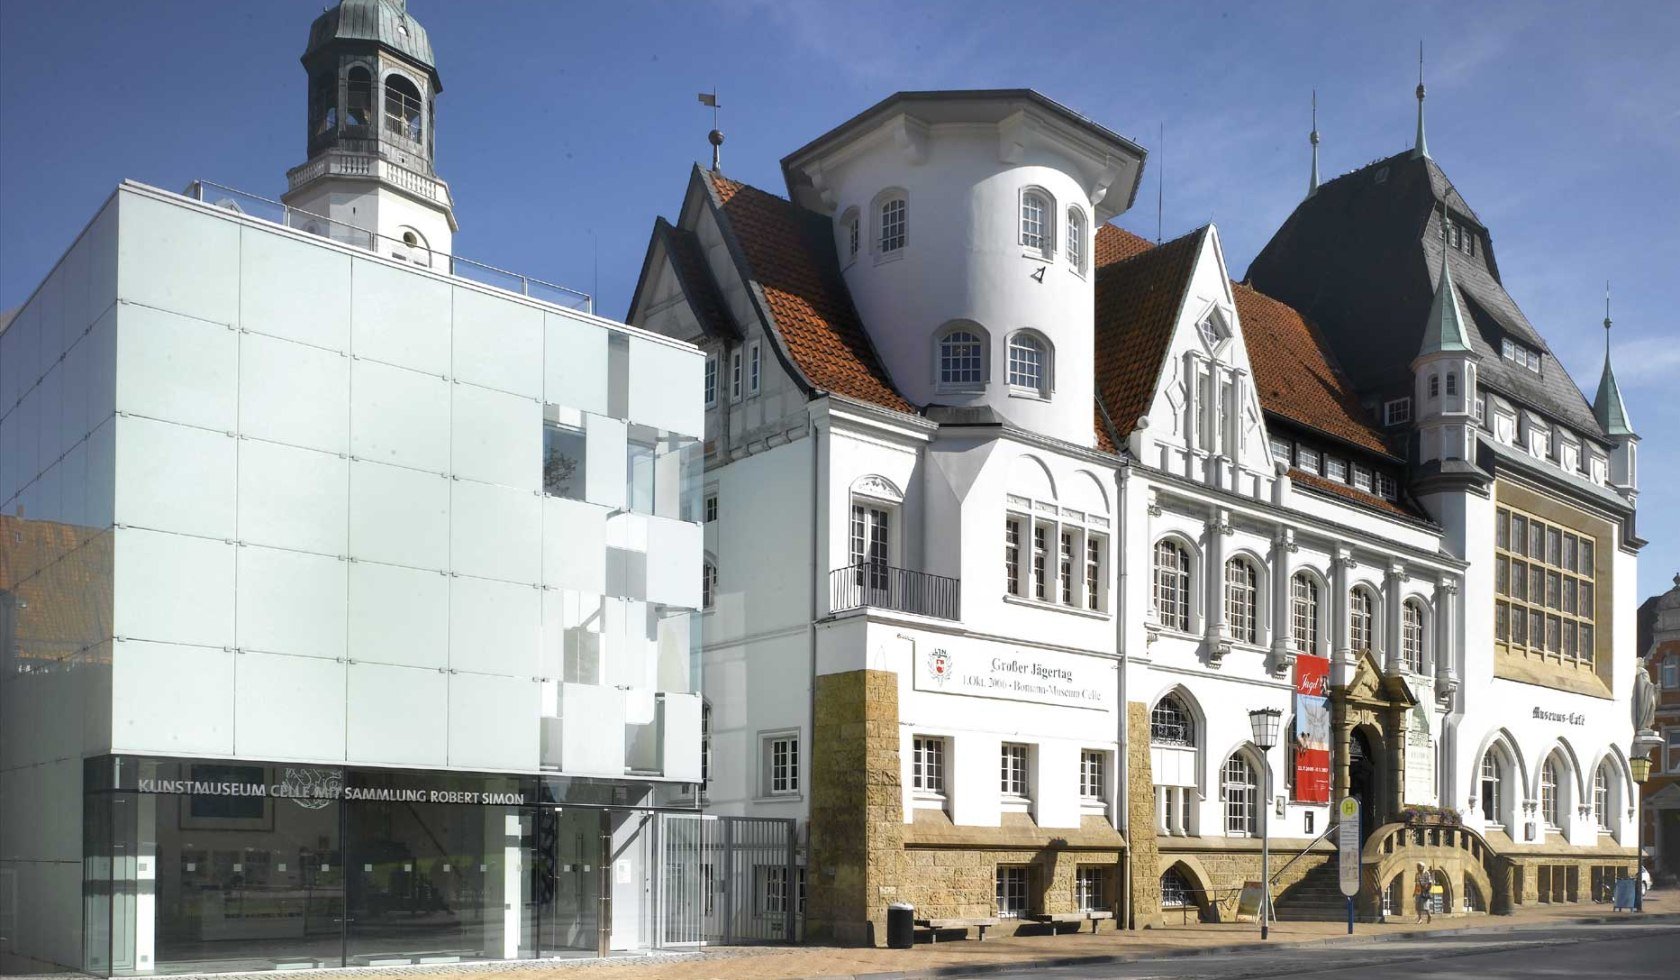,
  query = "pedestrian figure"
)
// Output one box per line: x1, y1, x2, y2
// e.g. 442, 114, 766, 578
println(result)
1413, 864, 1433, 924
